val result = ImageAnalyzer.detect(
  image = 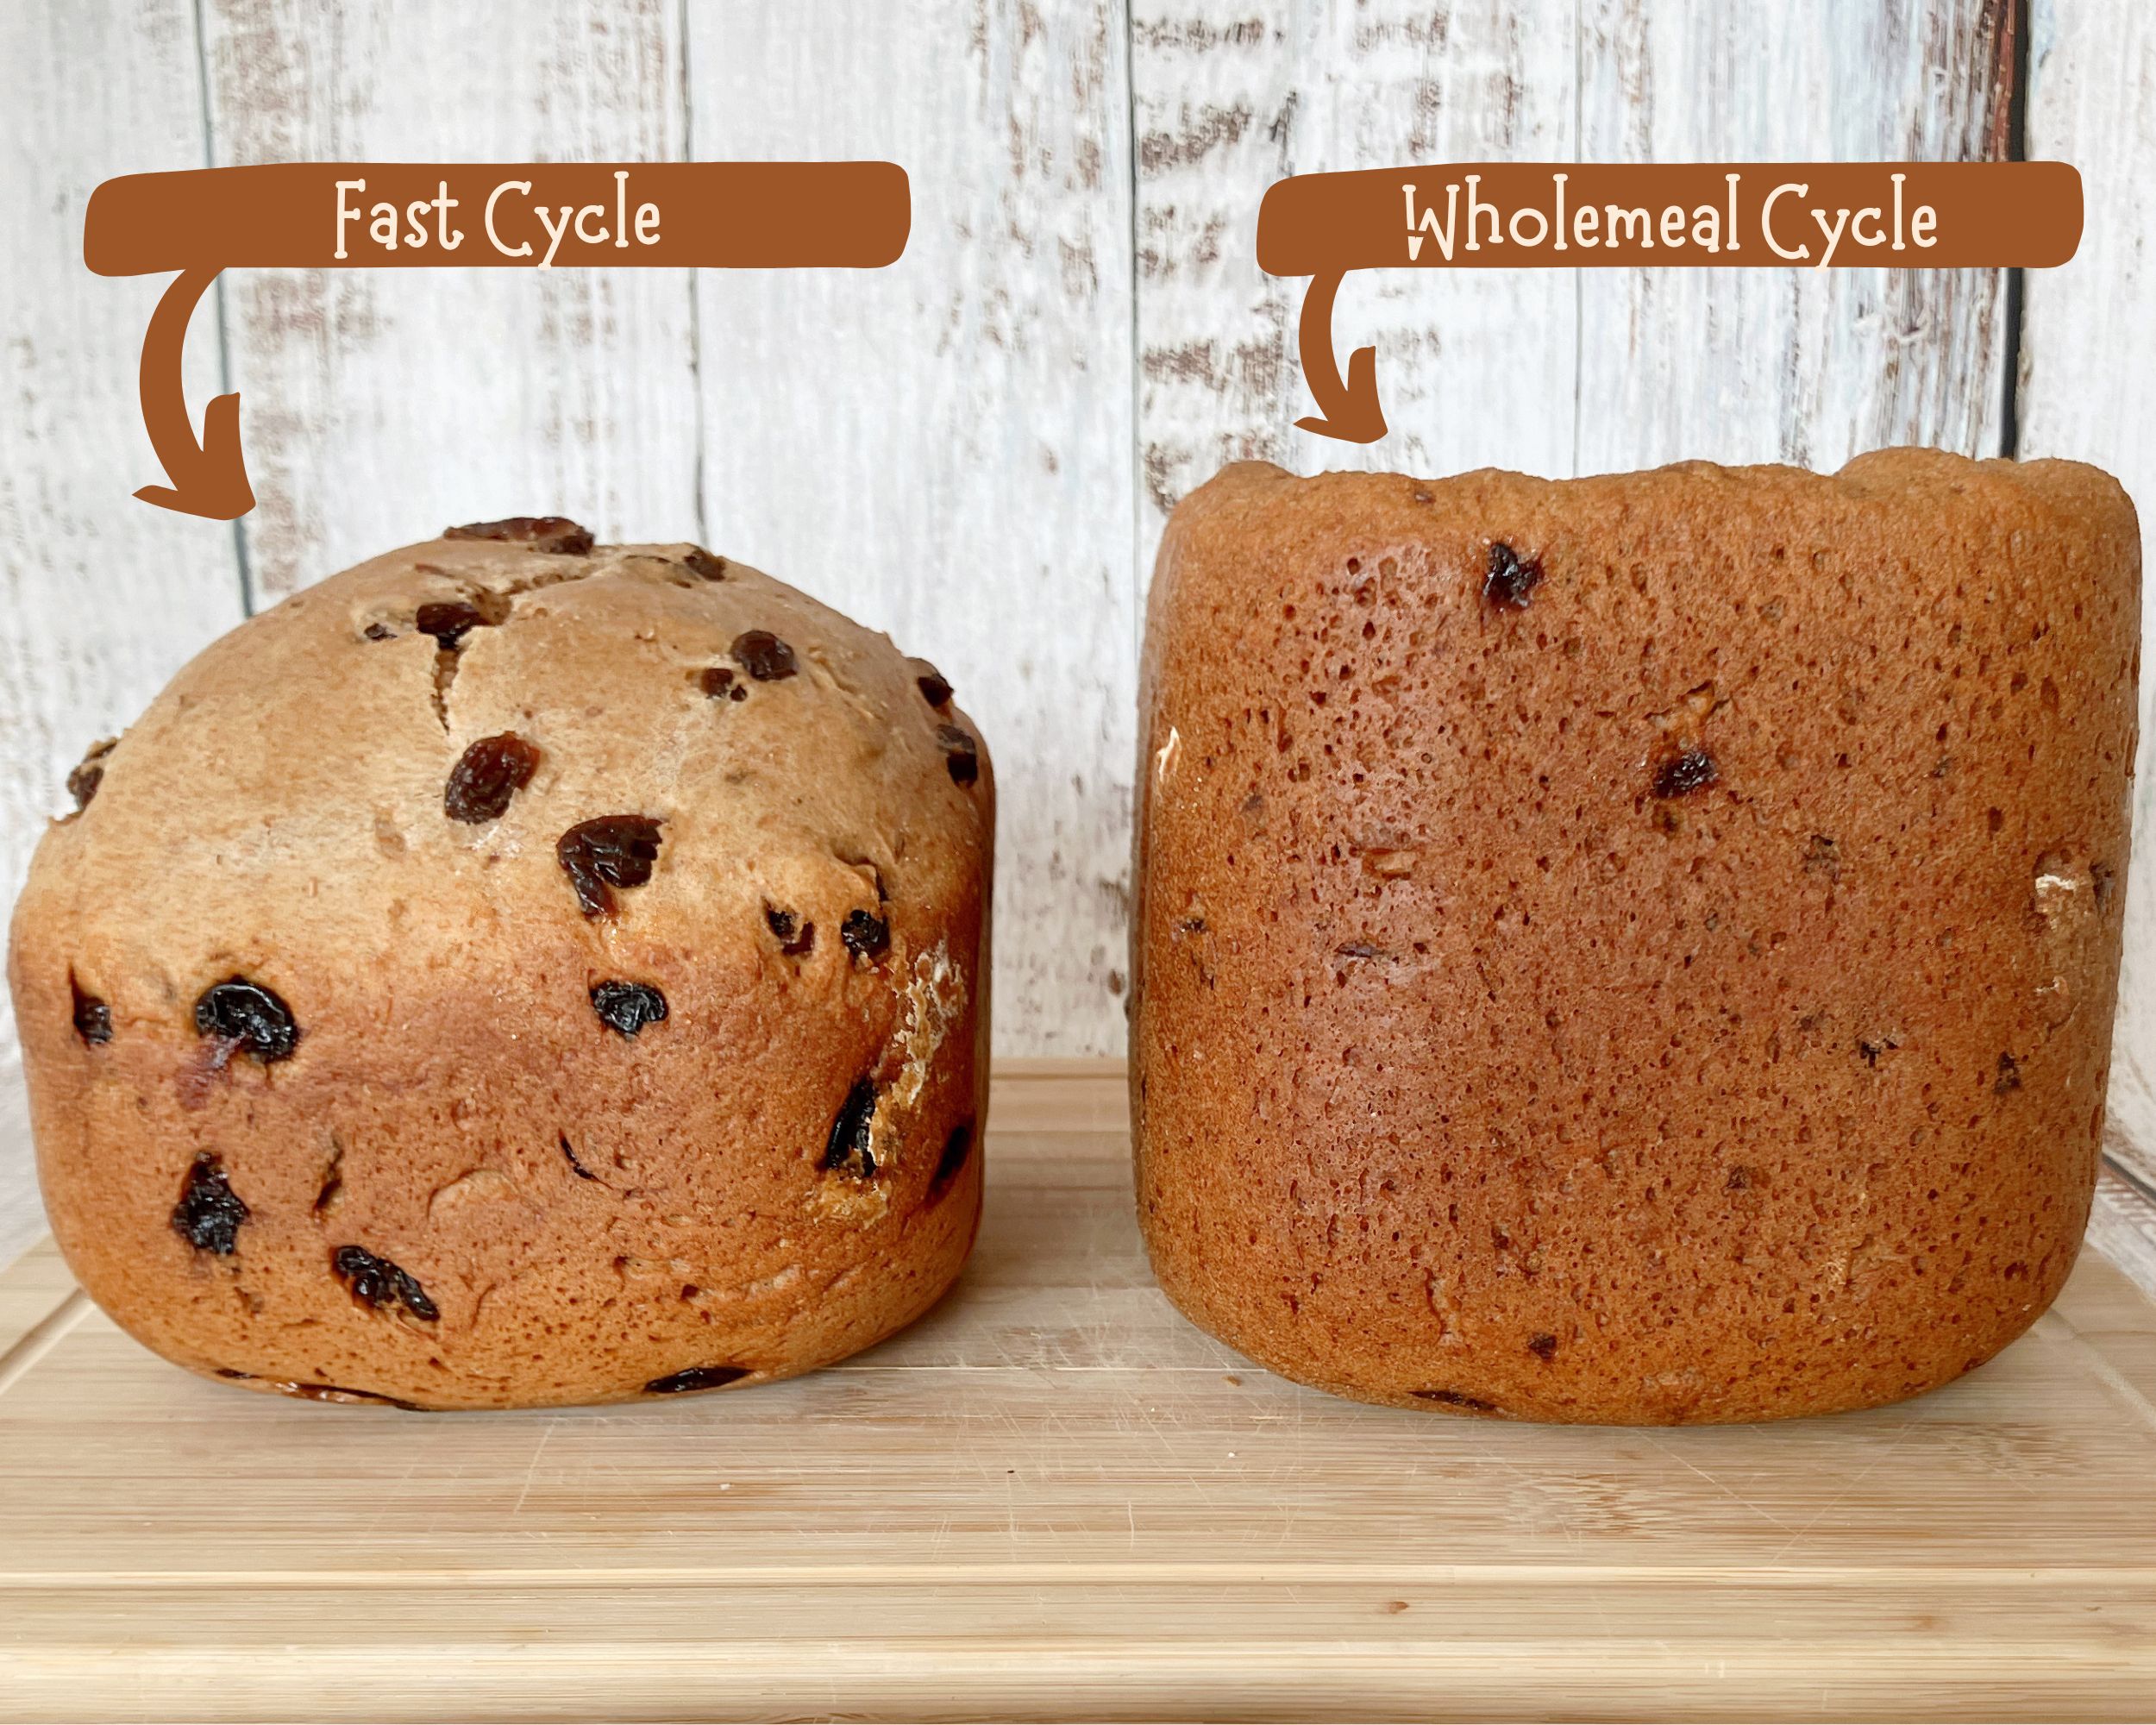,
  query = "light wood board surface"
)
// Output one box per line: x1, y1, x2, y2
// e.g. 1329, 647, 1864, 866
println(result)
3, 1063, 2154, 1723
